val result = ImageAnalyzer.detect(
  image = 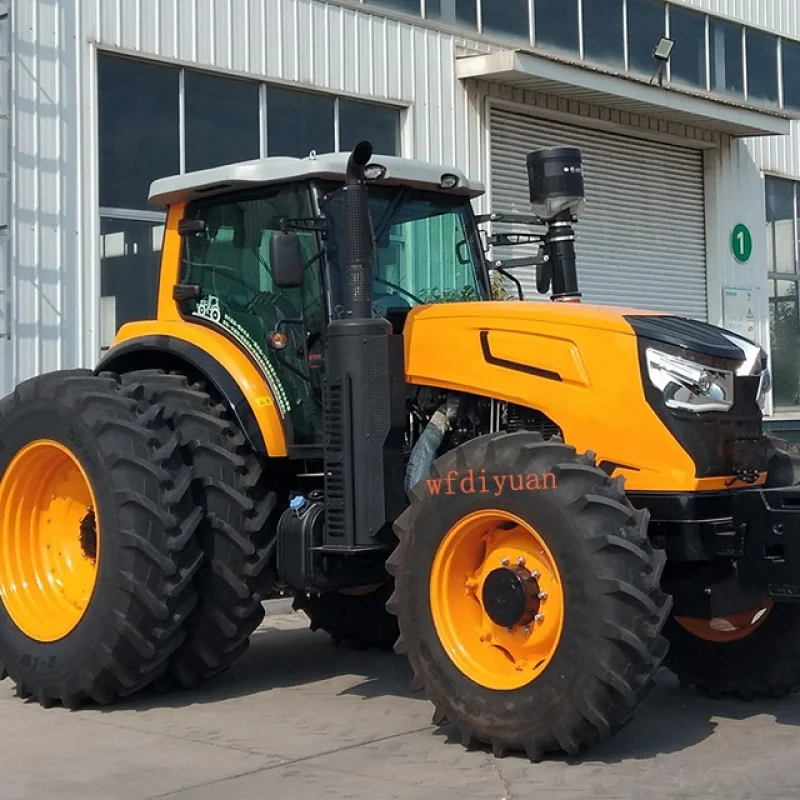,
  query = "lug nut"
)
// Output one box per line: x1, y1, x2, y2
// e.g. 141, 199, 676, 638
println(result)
534, 614, 544, 622
538, 592, 547, 600
530, 570, 540, 579
501, 557, 510, 566
517, 556, 526, 566
522, 625, 531, 634
506, 626, 514, 633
